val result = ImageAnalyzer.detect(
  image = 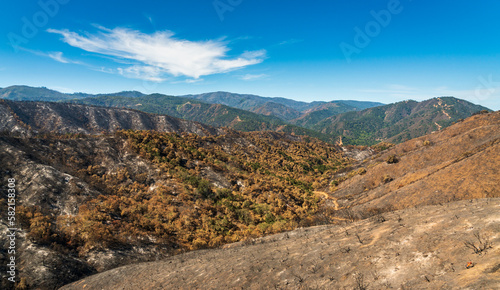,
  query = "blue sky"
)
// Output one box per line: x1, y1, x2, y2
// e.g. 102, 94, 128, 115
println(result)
1, 0, 500, 109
